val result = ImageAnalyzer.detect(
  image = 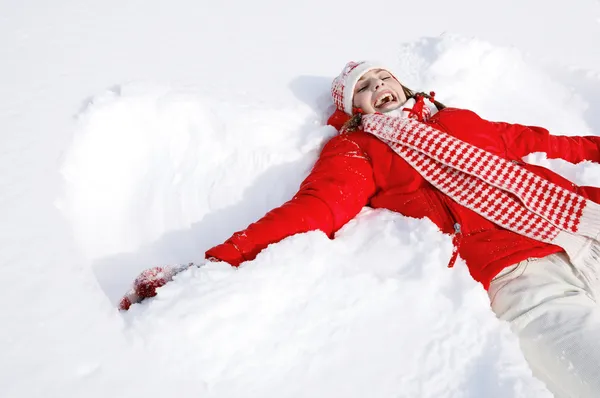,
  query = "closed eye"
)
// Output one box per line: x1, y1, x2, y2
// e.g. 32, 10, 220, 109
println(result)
378, 70, 392, 79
